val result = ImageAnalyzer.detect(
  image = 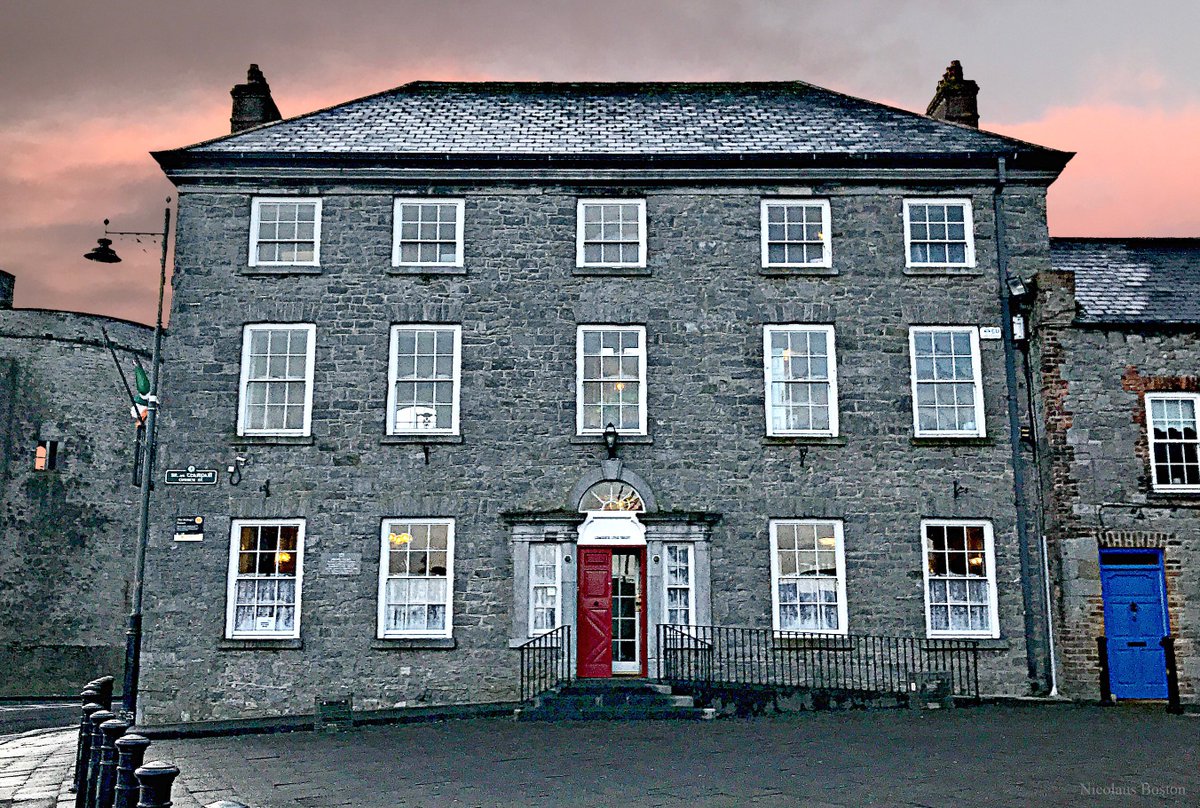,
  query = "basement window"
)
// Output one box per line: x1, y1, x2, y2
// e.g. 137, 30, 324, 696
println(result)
33, 440, 59, 471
